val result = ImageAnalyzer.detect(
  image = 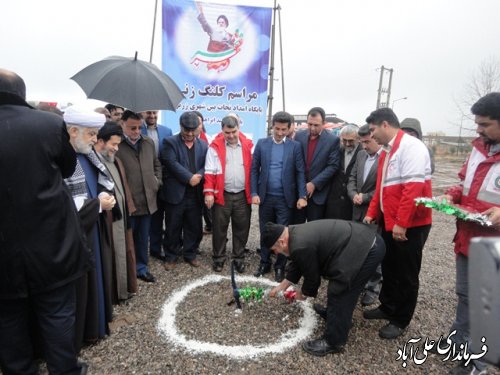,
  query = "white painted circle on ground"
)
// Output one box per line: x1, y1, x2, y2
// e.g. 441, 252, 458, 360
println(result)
157, 275, 318, 359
